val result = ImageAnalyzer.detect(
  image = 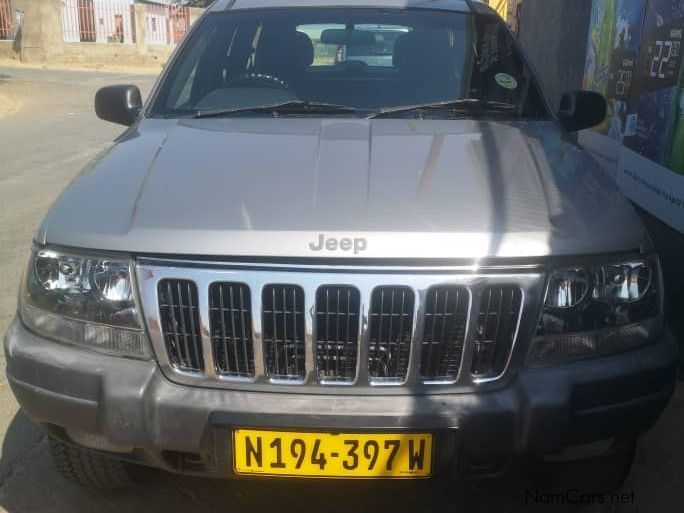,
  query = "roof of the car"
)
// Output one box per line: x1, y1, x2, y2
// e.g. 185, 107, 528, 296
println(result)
208, 0, 494, 15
